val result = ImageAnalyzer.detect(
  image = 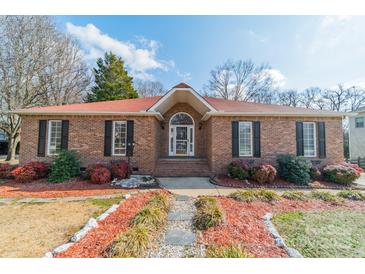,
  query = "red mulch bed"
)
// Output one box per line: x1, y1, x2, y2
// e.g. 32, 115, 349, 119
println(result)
56, 191, 161, 258
199, 197, 365, 258
0, 178, 131, 198
212, 175, 365, 190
